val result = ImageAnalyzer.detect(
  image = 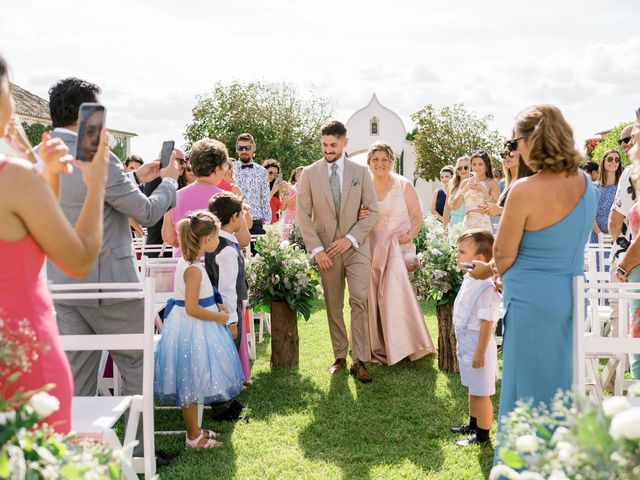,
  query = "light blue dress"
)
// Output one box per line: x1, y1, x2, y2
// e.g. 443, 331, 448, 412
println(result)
448, 187, 465, 226
154, 259, 244, 406
496, 172, 597, 447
